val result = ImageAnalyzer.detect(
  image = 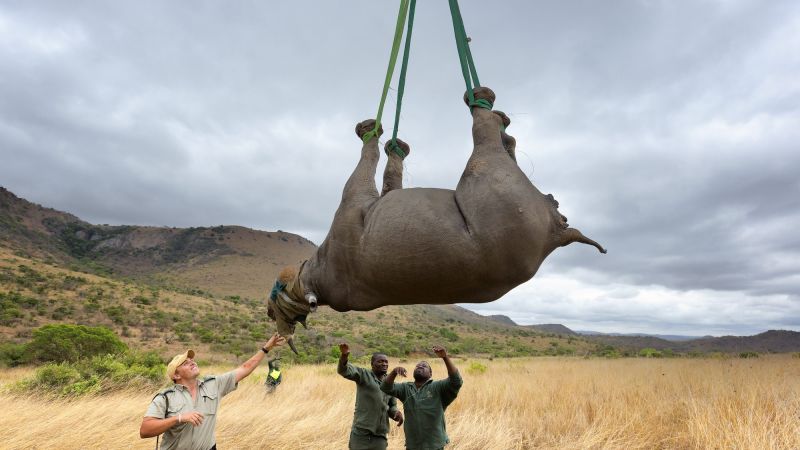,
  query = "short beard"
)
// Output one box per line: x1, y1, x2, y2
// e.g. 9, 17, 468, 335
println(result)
413, 372, 429, 383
